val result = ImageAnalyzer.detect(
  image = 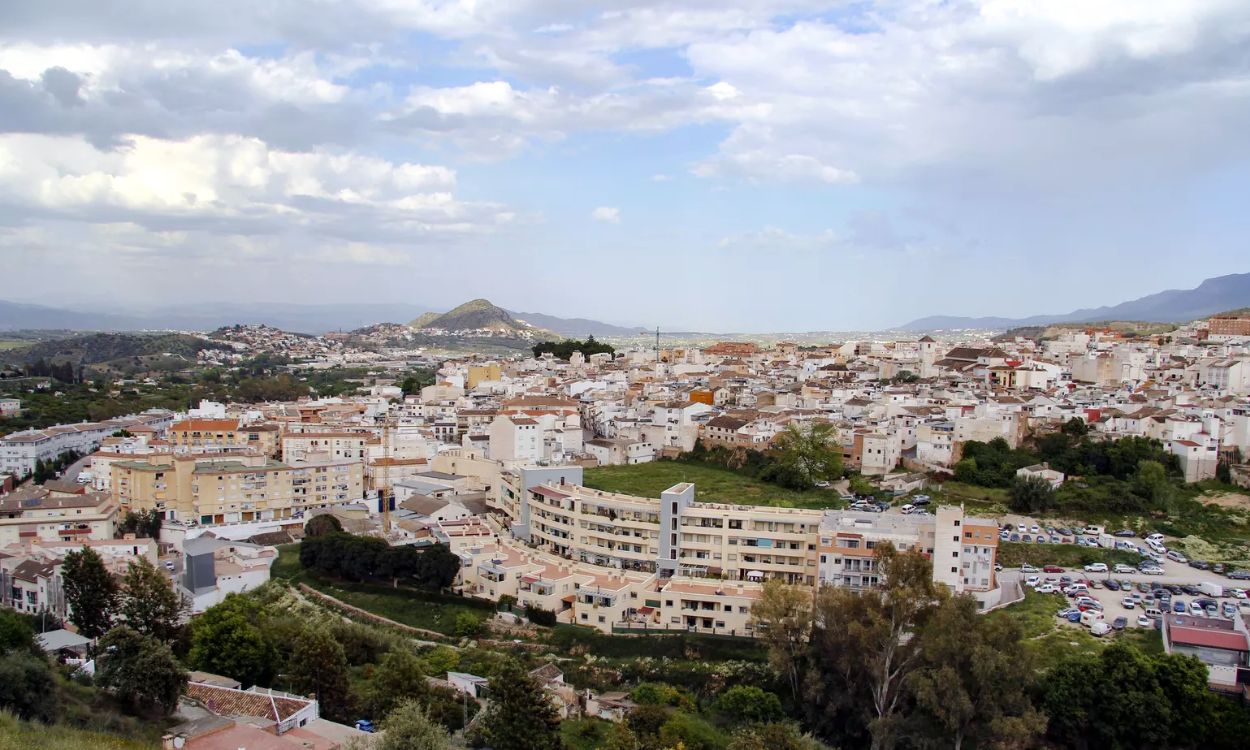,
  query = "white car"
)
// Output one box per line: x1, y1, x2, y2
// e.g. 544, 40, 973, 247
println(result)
1025, 575, 1041, 587
1090, 621, 1111, 637
1020, 564, 1039, 573
1232, 589, 1248, 600
1121, 598, 1136, 609
1136, 615, 1151, 627
1084, 563, 1109, 573
1139, 566, 1164, 576
1113, 564, 1137, 574
1035, 583, 1057, 594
